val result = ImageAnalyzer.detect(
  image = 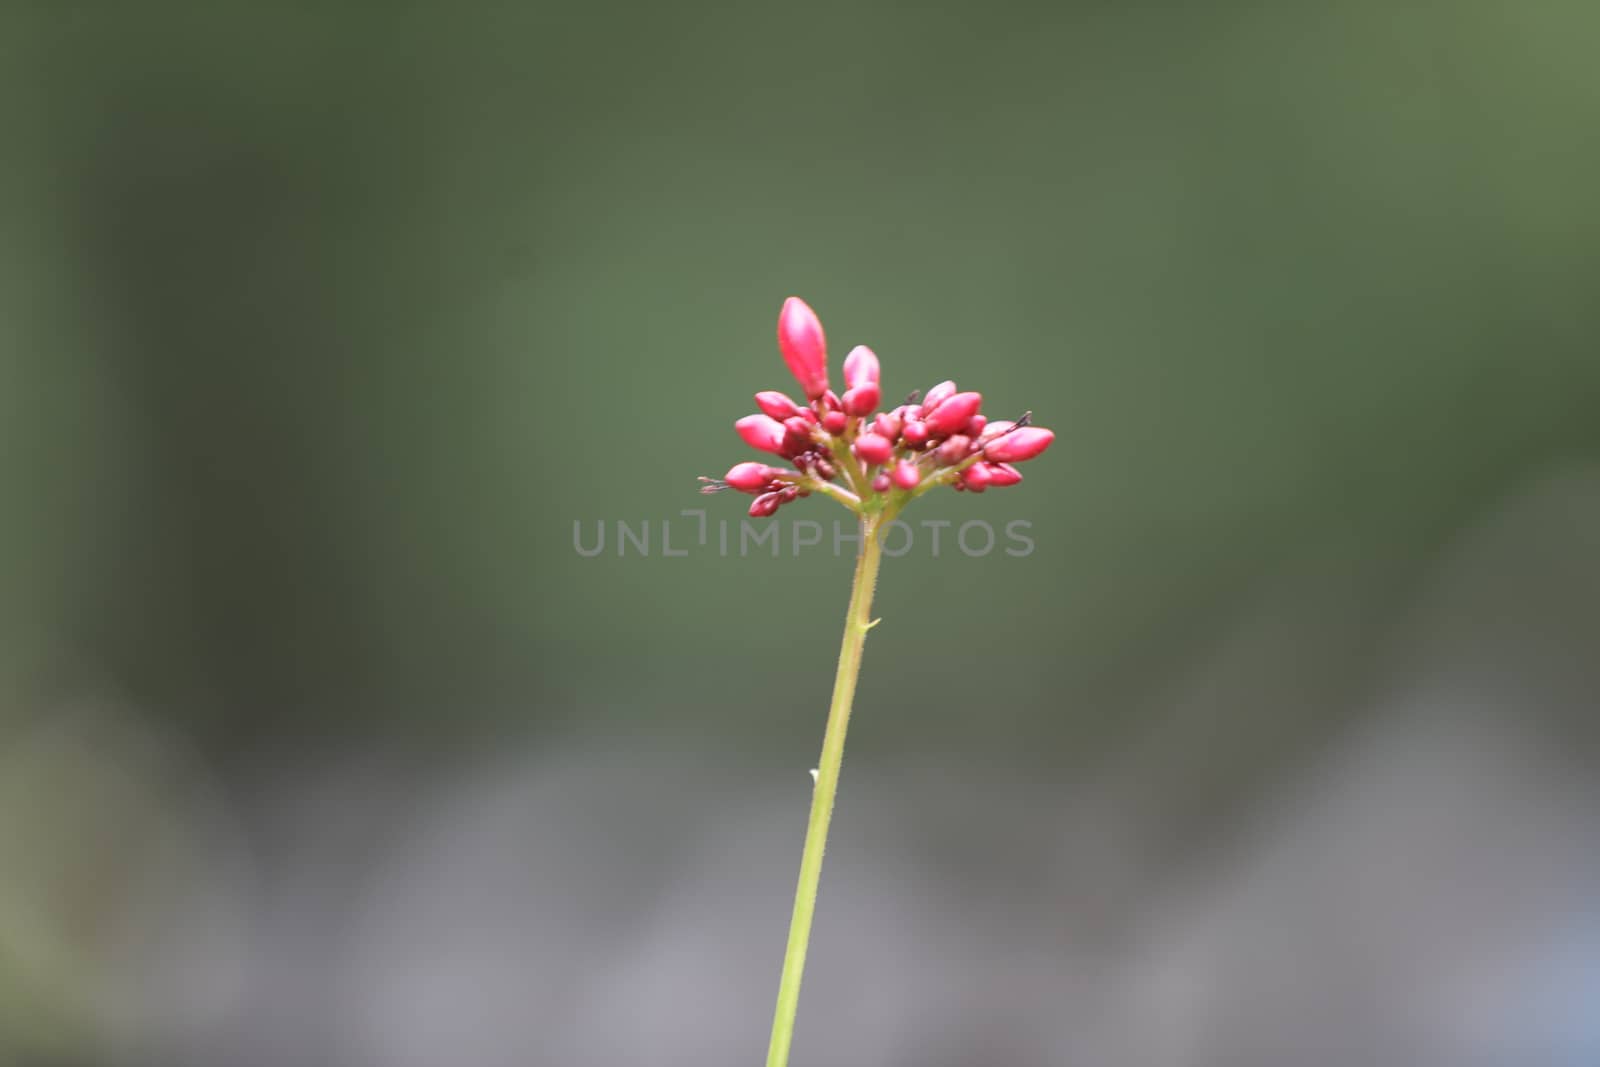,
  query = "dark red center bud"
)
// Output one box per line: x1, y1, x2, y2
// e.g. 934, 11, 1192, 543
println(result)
936, 434, 972, 466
